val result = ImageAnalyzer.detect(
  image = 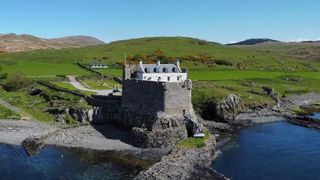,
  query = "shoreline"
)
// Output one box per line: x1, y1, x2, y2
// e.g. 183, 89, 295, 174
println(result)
210, 93, 320, 179
1, 92, 320, 179
0, 119, 137, 151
